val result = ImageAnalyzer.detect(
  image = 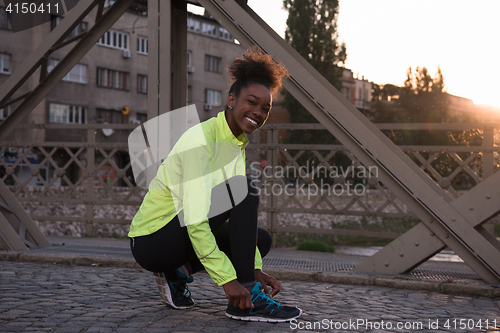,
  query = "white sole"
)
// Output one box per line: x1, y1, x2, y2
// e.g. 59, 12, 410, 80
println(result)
225, 309, 302, 322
